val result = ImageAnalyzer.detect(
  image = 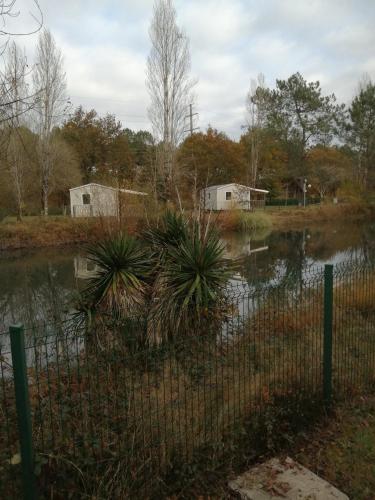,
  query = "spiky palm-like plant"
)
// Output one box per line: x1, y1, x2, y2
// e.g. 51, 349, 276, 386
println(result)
149, 224, 232, 340
82, 234, 151, 319
143, 210, 188, 252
